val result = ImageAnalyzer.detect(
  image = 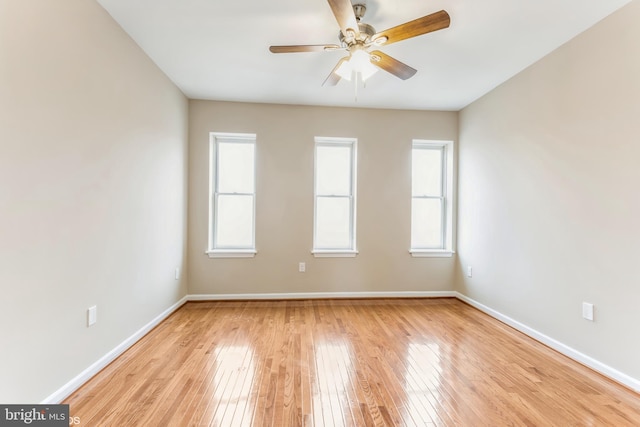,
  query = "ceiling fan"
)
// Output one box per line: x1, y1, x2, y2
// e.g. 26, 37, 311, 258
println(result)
269, 0, 450, 86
